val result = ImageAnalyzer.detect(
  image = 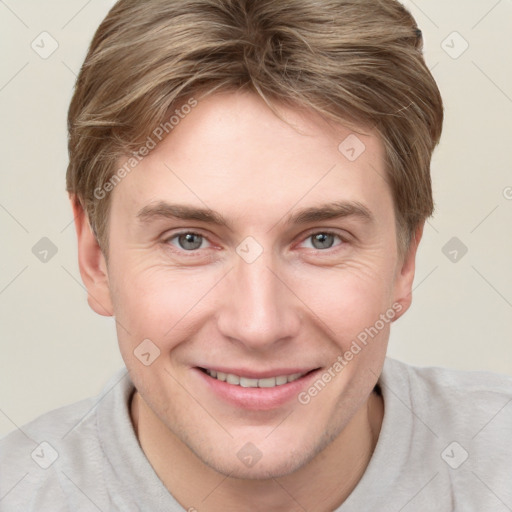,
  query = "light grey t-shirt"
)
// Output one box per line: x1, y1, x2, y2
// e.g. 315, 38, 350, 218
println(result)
1, 357, 511, 511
